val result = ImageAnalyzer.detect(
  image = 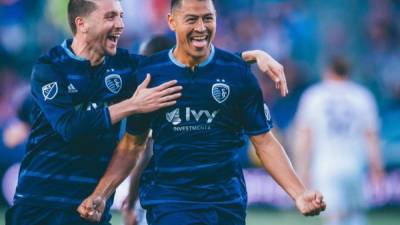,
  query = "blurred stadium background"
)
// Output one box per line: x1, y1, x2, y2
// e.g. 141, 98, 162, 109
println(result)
0, 0, 399, 224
